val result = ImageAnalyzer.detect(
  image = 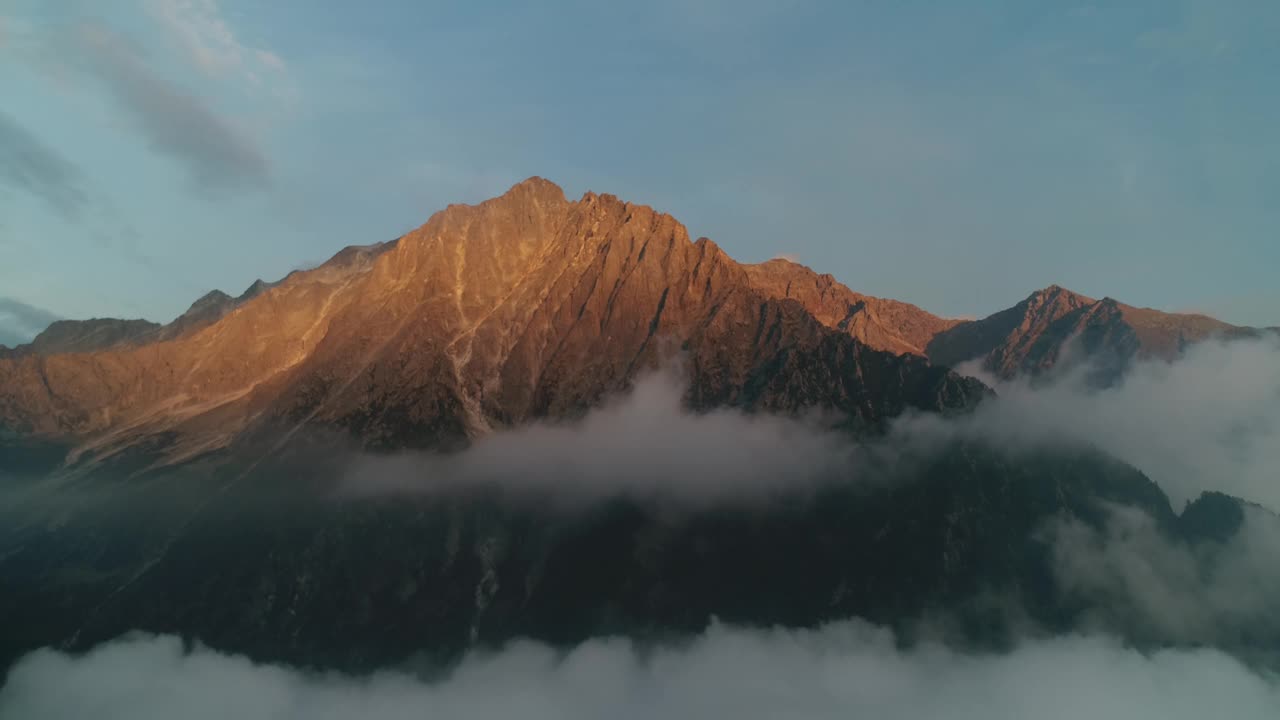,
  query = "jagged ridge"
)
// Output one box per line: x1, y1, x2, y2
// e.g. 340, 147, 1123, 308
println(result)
0, 178, 981, 468
926, 284, 1264, 379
